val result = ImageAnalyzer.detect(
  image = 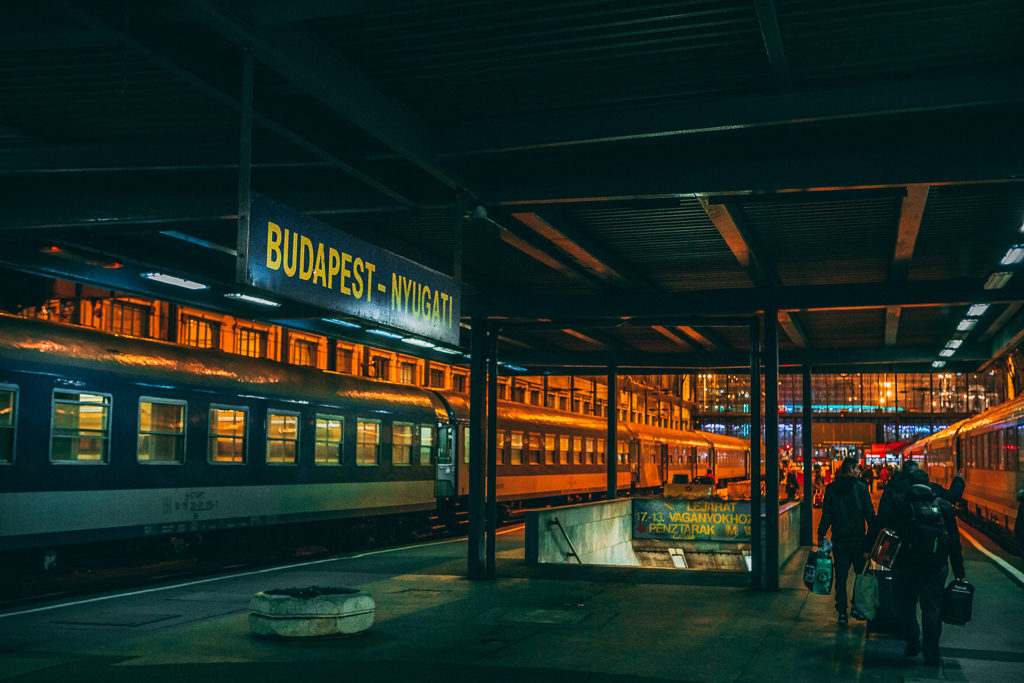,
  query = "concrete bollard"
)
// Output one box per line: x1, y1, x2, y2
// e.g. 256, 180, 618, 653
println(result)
249, 586, 375, 638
